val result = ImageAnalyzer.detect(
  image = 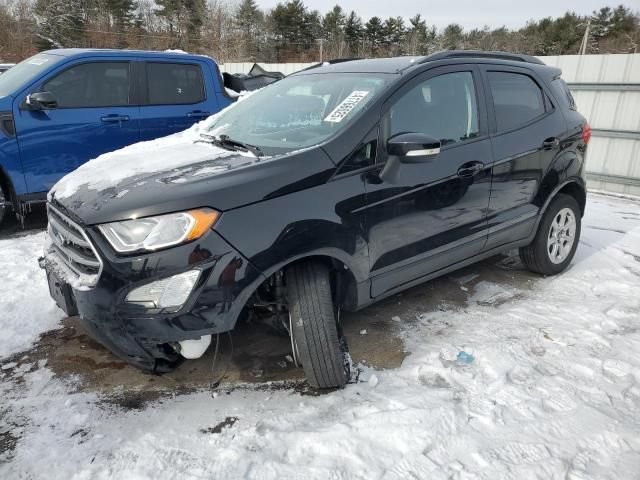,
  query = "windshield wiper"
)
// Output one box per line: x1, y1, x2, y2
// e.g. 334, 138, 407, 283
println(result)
198, 133, 263, 157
